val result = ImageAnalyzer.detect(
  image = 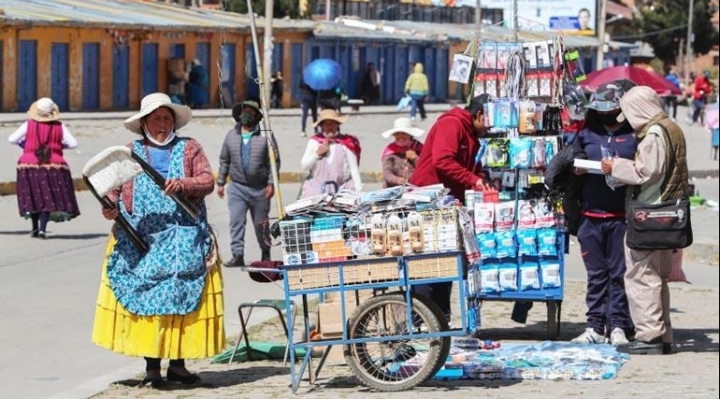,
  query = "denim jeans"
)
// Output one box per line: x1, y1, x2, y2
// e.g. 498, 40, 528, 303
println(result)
409, 94, 426, 119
